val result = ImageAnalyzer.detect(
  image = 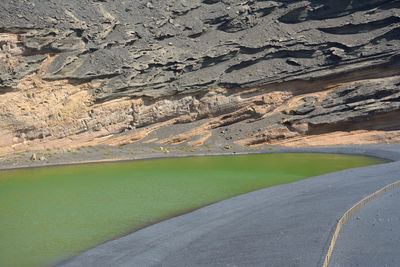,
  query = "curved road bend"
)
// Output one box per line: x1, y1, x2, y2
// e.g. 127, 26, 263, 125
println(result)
58, 145, 400, 267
